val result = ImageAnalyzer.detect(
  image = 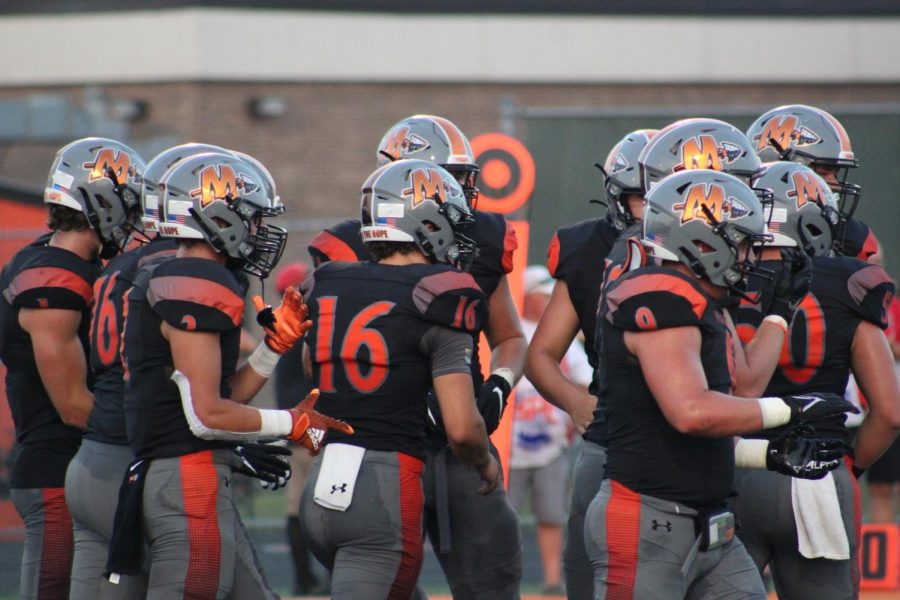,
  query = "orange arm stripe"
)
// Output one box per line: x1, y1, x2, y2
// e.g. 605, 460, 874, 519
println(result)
310, 230, 360, 263
607, 273, 708, 321
501, 221, 517, 274
8, 266, 92, 305
546, 233, 561, 278
148, 275, 244, 326
859, 229, 880, 260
